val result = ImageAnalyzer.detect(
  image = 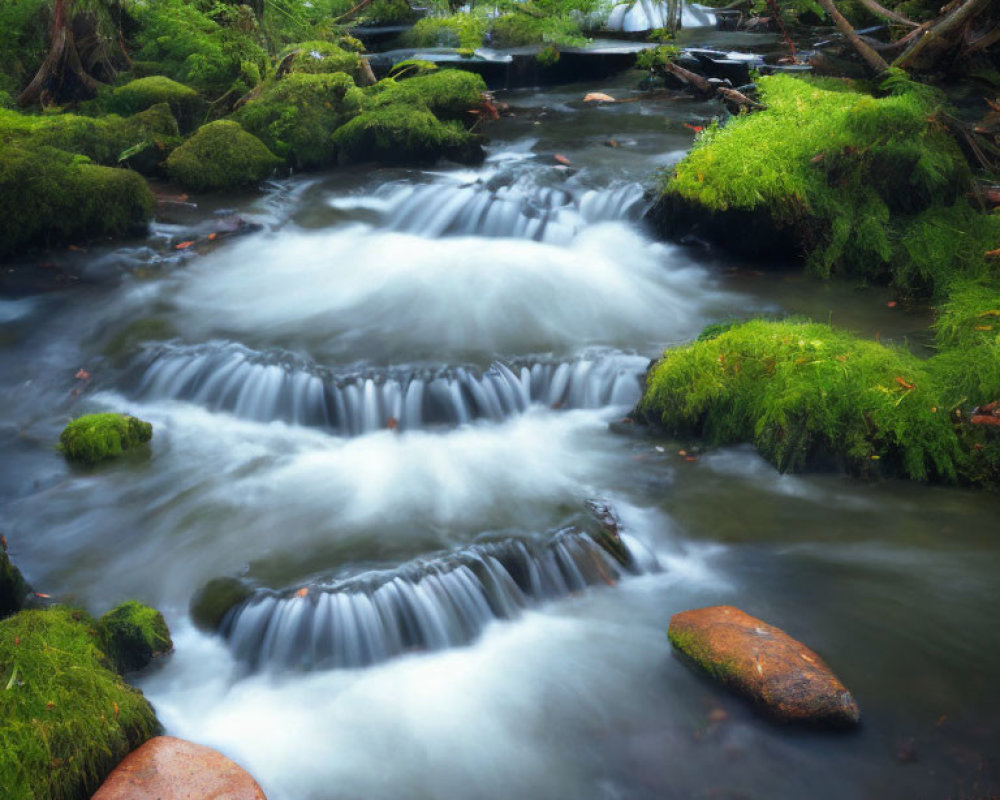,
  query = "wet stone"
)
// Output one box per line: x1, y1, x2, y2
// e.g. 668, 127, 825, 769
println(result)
668, 605, 861, 728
